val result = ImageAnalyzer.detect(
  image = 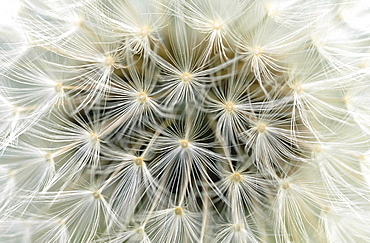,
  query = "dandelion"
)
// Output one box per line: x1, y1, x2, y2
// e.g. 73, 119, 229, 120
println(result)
1, 0, 370, 242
